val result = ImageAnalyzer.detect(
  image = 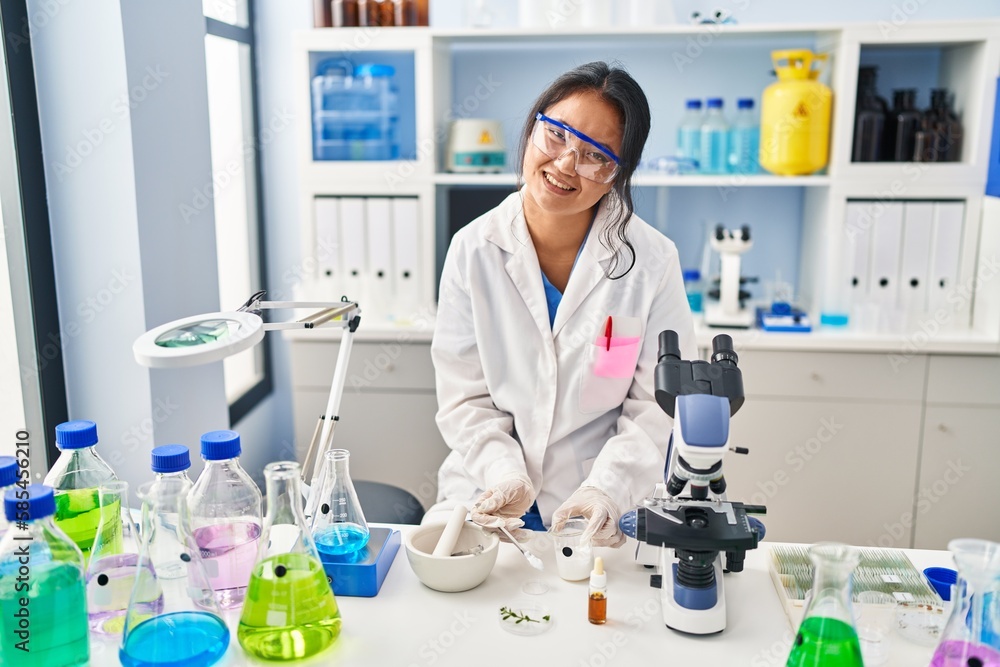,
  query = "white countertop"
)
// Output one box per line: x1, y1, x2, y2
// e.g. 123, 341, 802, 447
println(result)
106, 527, 950, 667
